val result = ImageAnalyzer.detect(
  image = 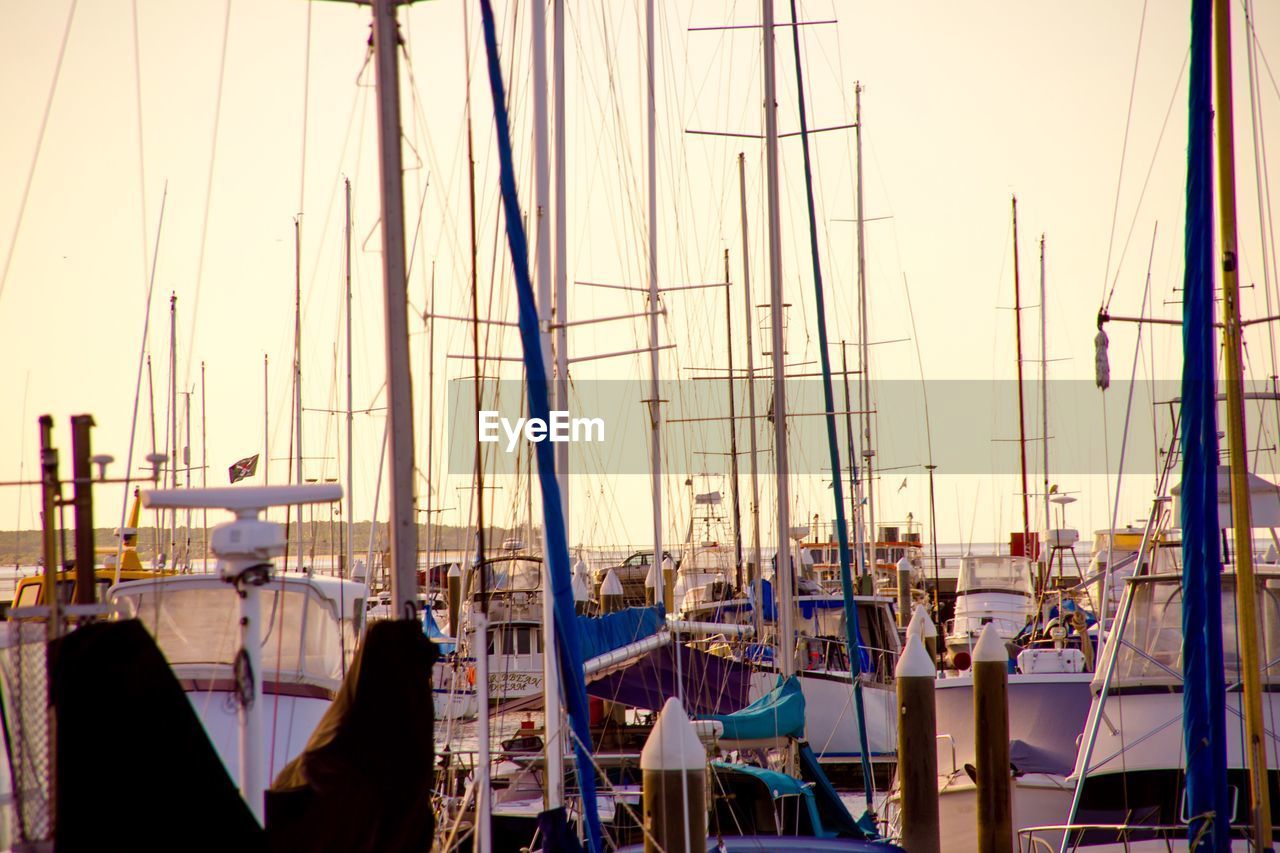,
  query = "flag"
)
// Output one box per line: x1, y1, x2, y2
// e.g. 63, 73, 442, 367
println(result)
228, 454, 259, 484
